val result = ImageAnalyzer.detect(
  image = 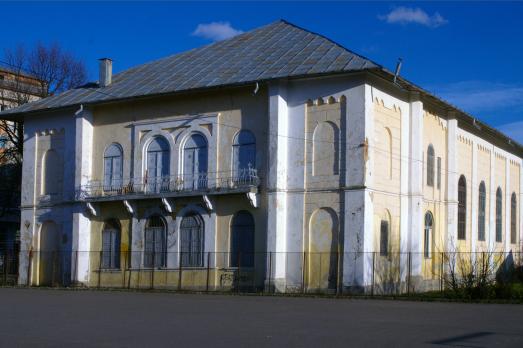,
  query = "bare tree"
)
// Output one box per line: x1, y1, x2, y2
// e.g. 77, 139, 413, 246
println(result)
0, 42, 87, 216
